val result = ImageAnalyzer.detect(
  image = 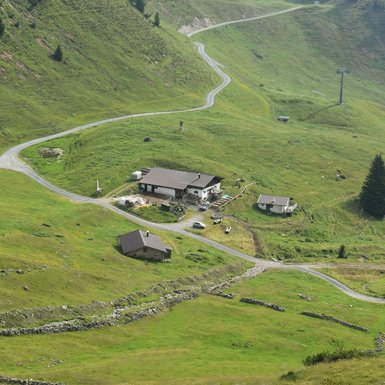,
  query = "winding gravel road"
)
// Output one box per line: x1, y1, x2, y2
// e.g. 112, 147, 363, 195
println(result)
1, 5, 384, 304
